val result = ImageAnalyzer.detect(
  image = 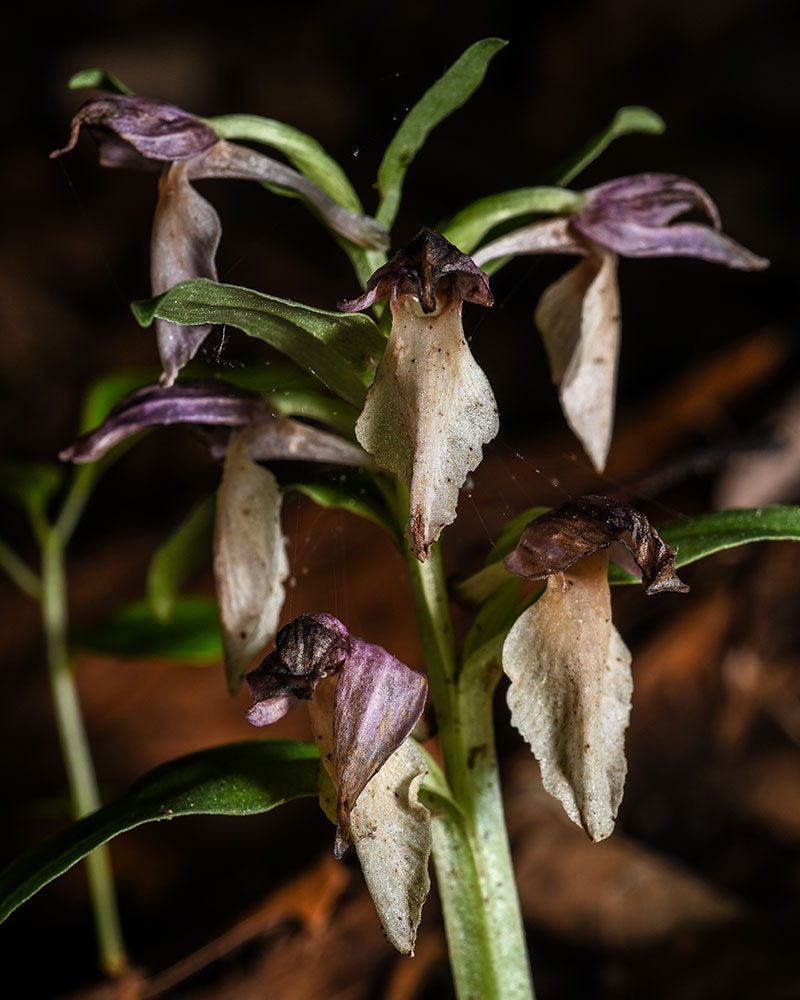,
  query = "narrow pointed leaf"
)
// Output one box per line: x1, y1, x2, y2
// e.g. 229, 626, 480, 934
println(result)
206, 114, 363, 213
203, 114, 378, 280
186, 141, 387, 251
552, 106, 666, 187
609, 506, 800, 584
192, 367, 361, 438
0, 740, 319, 924
376, 38, 508, 230
461, 578, 522, 662
285, 471, 399, 540
73, 596, 222, 662
147, 496, 215, 622
68, 68, 133, 95
132, 279, 386, 408
442, 187, 584, 255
